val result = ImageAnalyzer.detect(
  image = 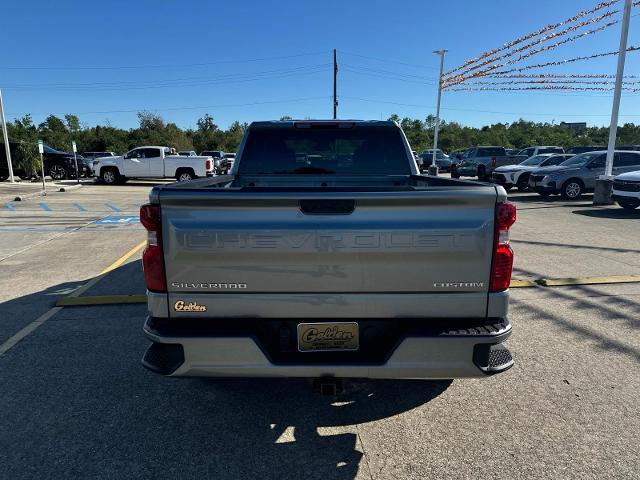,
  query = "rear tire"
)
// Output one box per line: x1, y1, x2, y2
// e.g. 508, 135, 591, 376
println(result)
561, 179, 584, 200
450, 165, 460, 179
176, 169, 195, 182
617, 198, 640, 210
477, 165, 488, 182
